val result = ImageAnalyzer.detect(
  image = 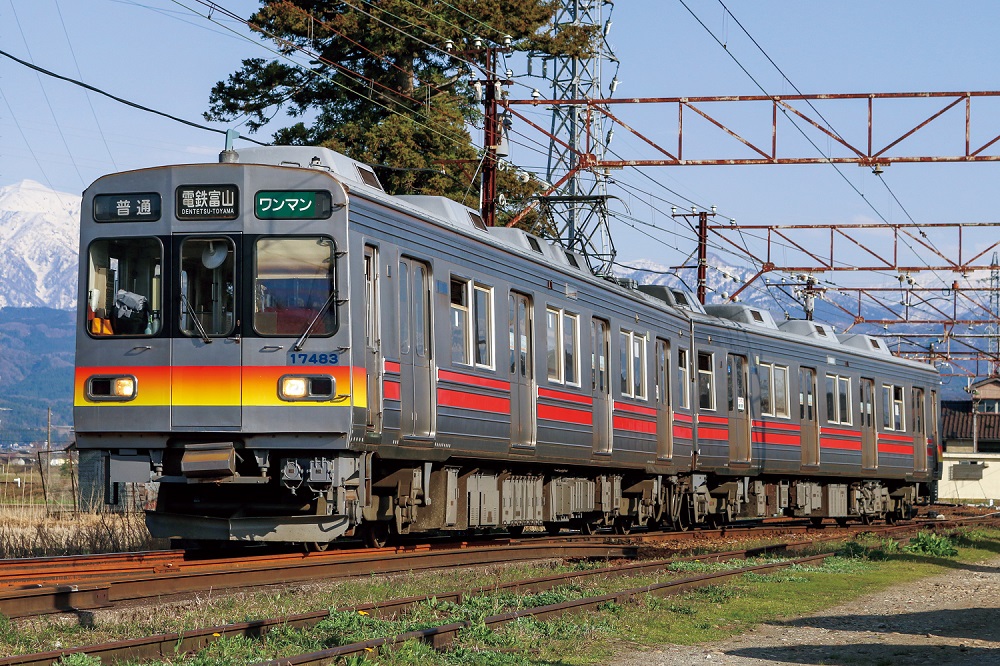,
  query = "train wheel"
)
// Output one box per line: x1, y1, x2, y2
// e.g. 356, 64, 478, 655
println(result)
305, 541, 331, 553
613, 518, 633, 535
836, 517, 850, 528
810, 517, 825, 528
544, 522, 562, 536
581, 521, 599, 536
507, 525, 526, 538
362, 523, 390, 549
